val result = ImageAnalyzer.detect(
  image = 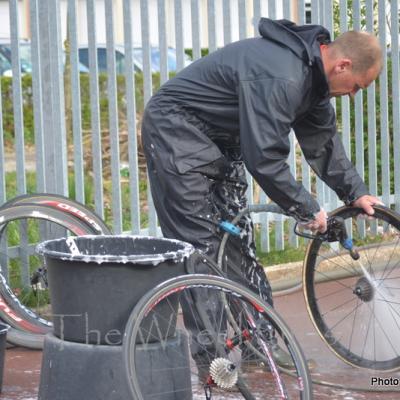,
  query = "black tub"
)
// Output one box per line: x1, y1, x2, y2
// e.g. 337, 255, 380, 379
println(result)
0, 323, 9, 392
36, 235, 194, 345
